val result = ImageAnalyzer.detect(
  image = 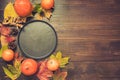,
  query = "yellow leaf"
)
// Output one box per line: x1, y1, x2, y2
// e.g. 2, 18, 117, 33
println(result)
56, 51, 62, 59
1, 36, 8, 46
49, 51, 70, 68
0, 45, 8, 57
60, 57, 70, 68
4, 2, 18, 19
50, 54, 56, 59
